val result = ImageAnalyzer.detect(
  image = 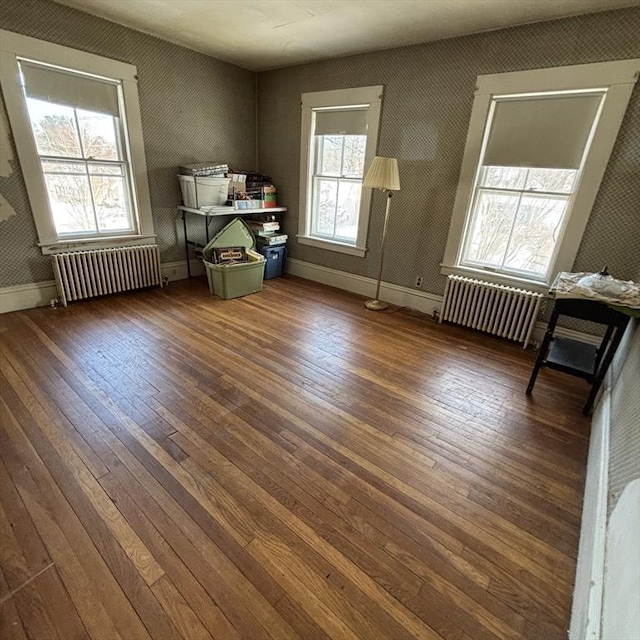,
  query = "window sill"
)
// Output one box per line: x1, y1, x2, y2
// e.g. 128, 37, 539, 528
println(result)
297, 235, 366, 258
440, 263, 550, 294
39, 234, 157, 255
